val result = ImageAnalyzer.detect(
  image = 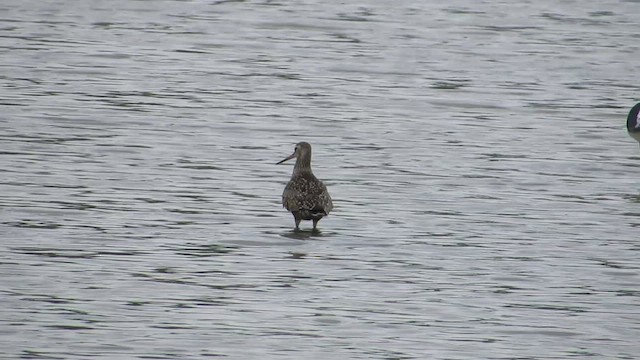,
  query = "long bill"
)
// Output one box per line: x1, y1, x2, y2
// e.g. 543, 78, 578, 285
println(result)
276, 152, 296, 165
